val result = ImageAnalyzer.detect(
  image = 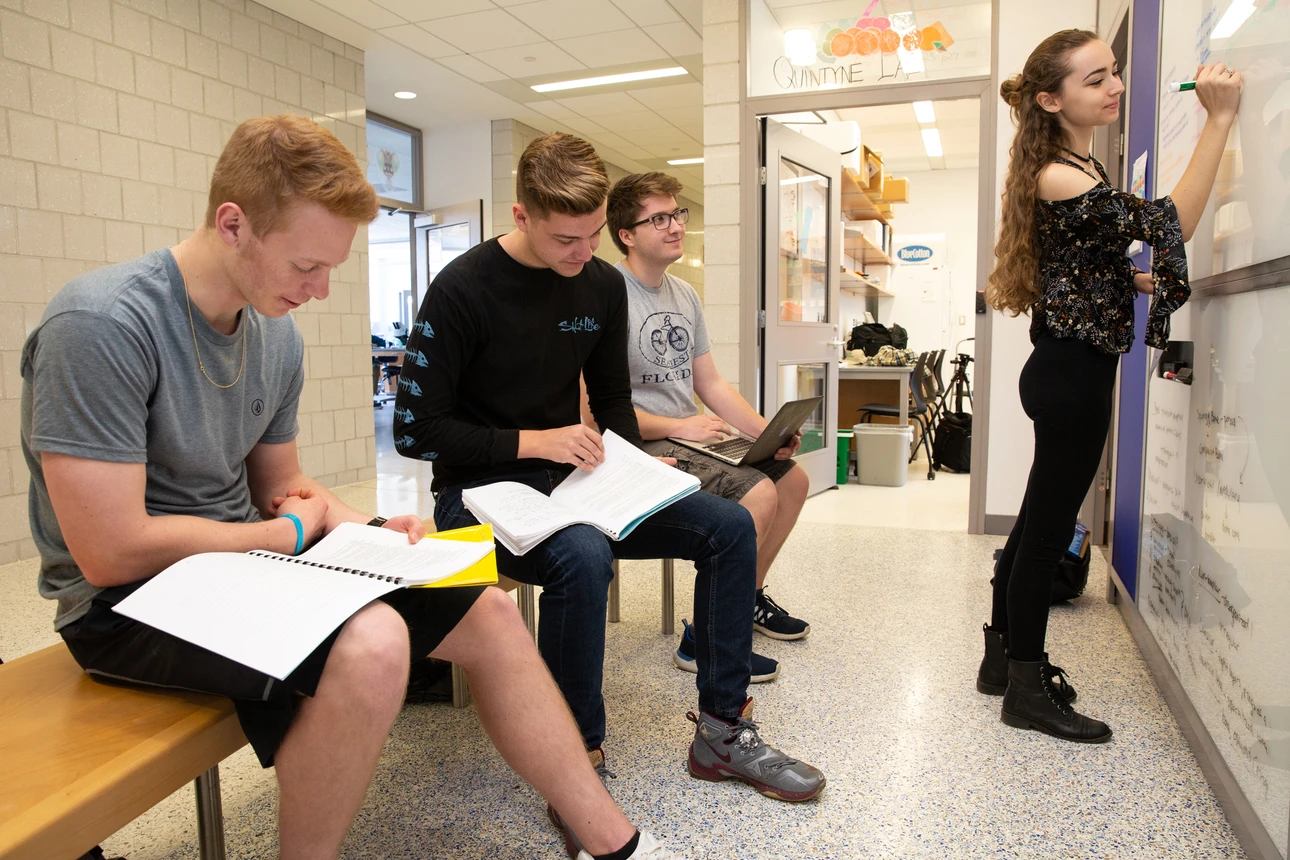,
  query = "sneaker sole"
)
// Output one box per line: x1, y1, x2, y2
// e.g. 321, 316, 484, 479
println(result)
687, 748, 825, 801
1000, 710, 1111, 743
754, 622, 811, 641
673, 652, 779, 683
